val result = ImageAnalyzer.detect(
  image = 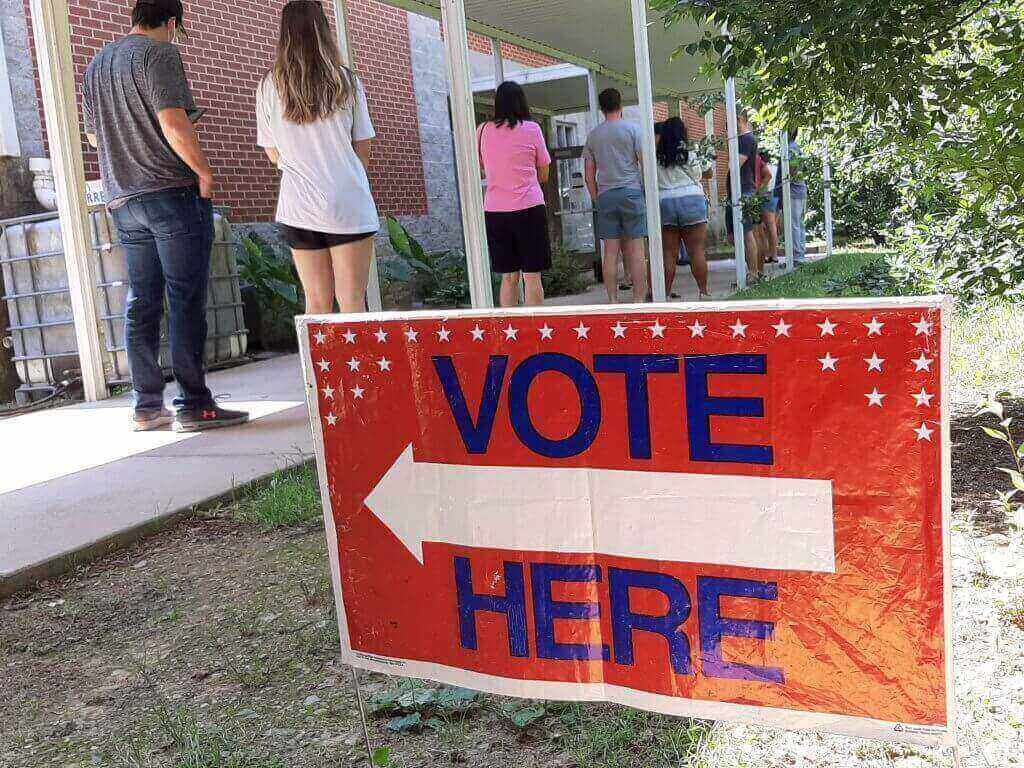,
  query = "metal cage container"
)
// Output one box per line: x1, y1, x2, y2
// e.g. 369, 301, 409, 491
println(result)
0, 208, 248, 398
